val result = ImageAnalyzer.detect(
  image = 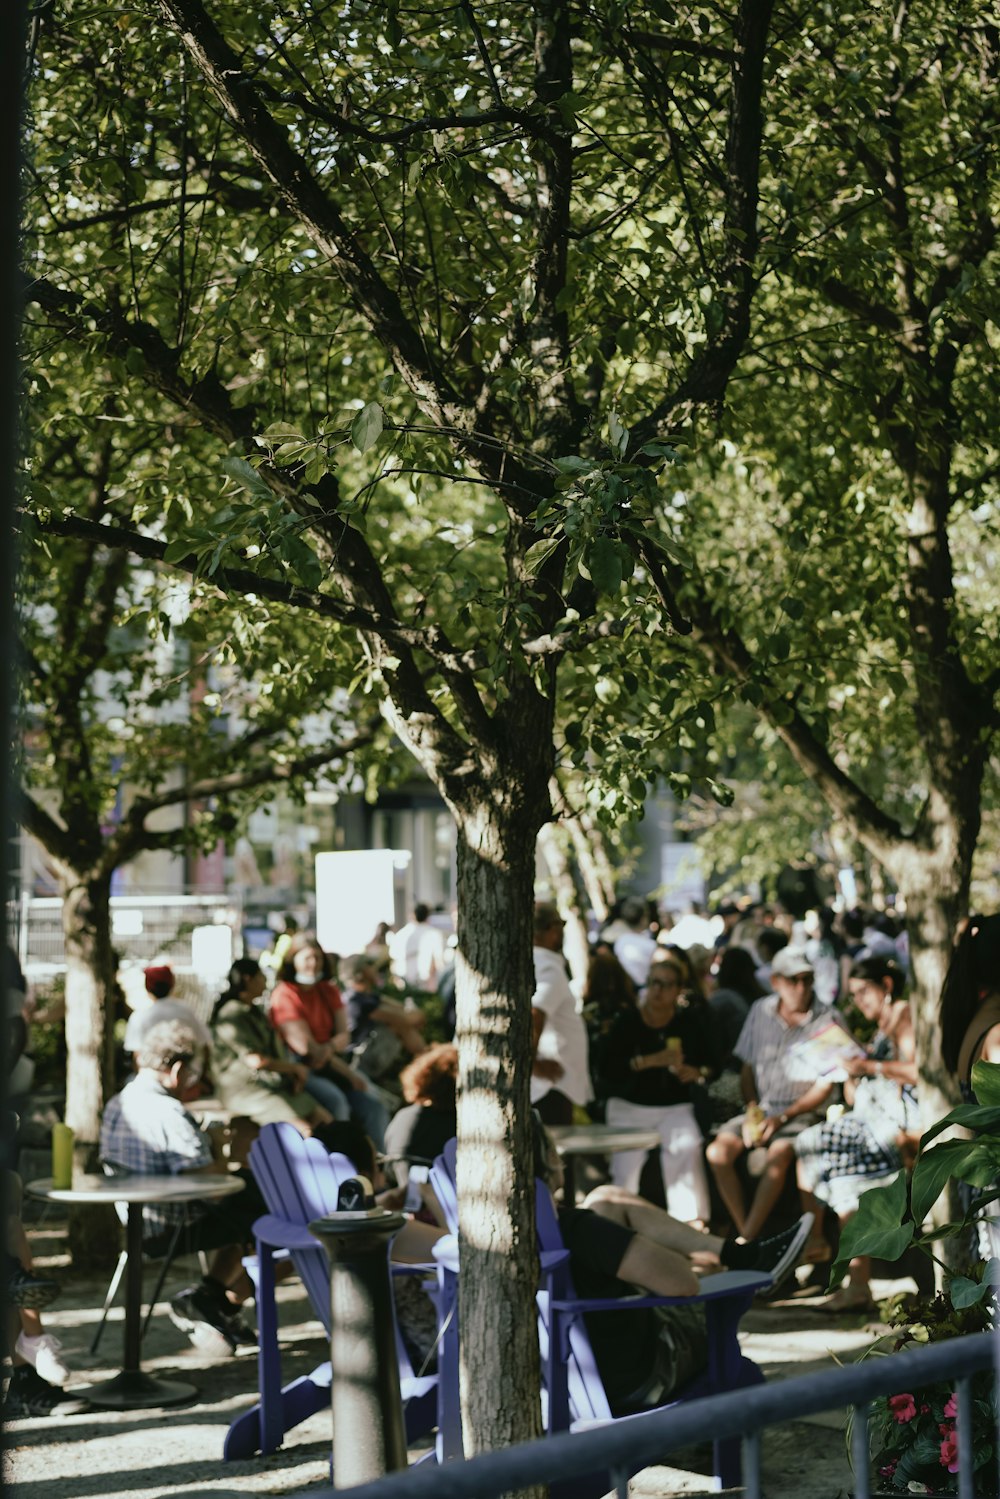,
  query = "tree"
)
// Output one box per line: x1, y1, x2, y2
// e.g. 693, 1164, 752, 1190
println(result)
641, 6, 1000, 1129
18, 499, 379, 1148
22, 0, 778, 1455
